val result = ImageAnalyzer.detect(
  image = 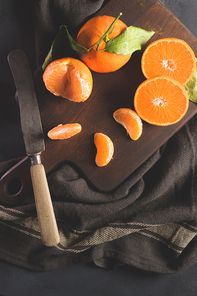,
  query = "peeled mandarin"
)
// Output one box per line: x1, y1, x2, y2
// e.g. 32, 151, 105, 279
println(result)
43, 57, 93, 102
